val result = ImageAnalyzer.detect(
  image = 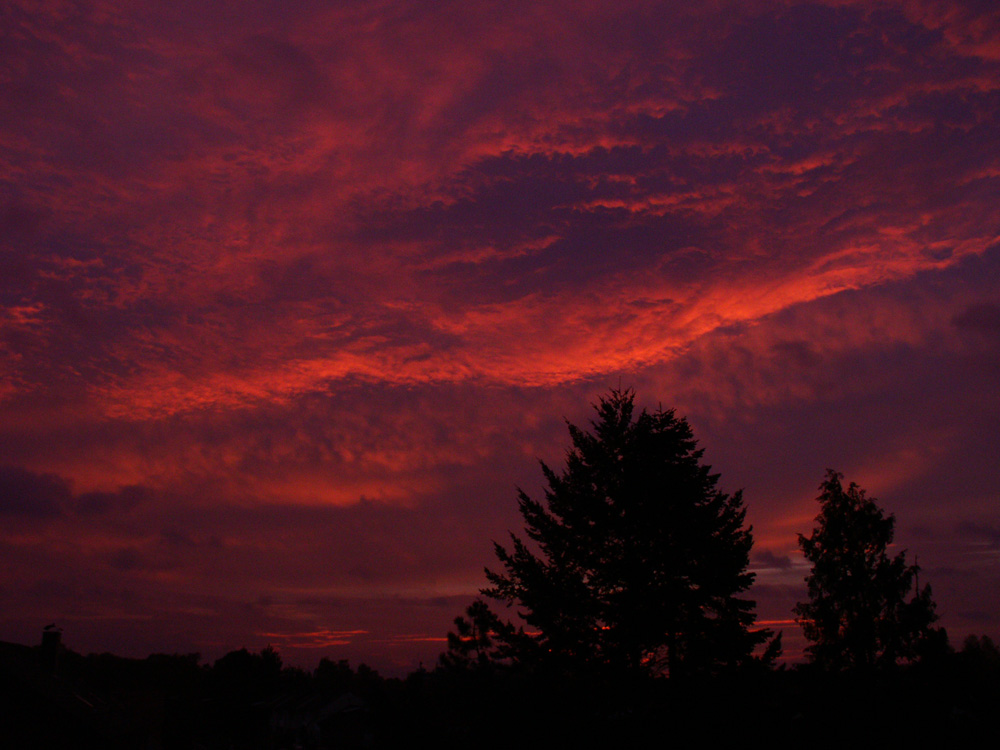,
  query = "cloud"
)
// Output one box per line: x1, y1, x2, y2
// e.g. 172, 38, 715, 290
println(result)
0, 466, 72, 518
956, 520, 1000, 549
953, 302, 1000, 336
2, 0, 1000, 669
257, 629, 369, 649
753, 550, 794, 570
4, 0, 1000, 422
